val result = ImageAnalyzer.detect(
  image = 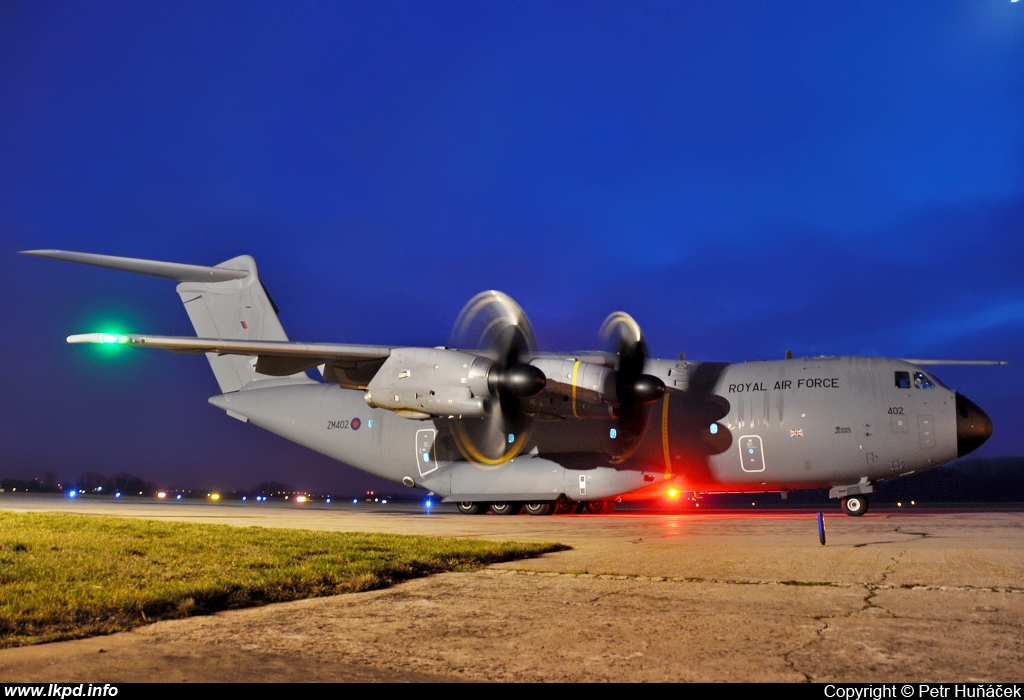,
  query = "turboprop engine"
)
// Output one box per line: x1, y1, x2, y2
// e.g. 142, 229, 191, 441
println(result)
363, 346, 546, 420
